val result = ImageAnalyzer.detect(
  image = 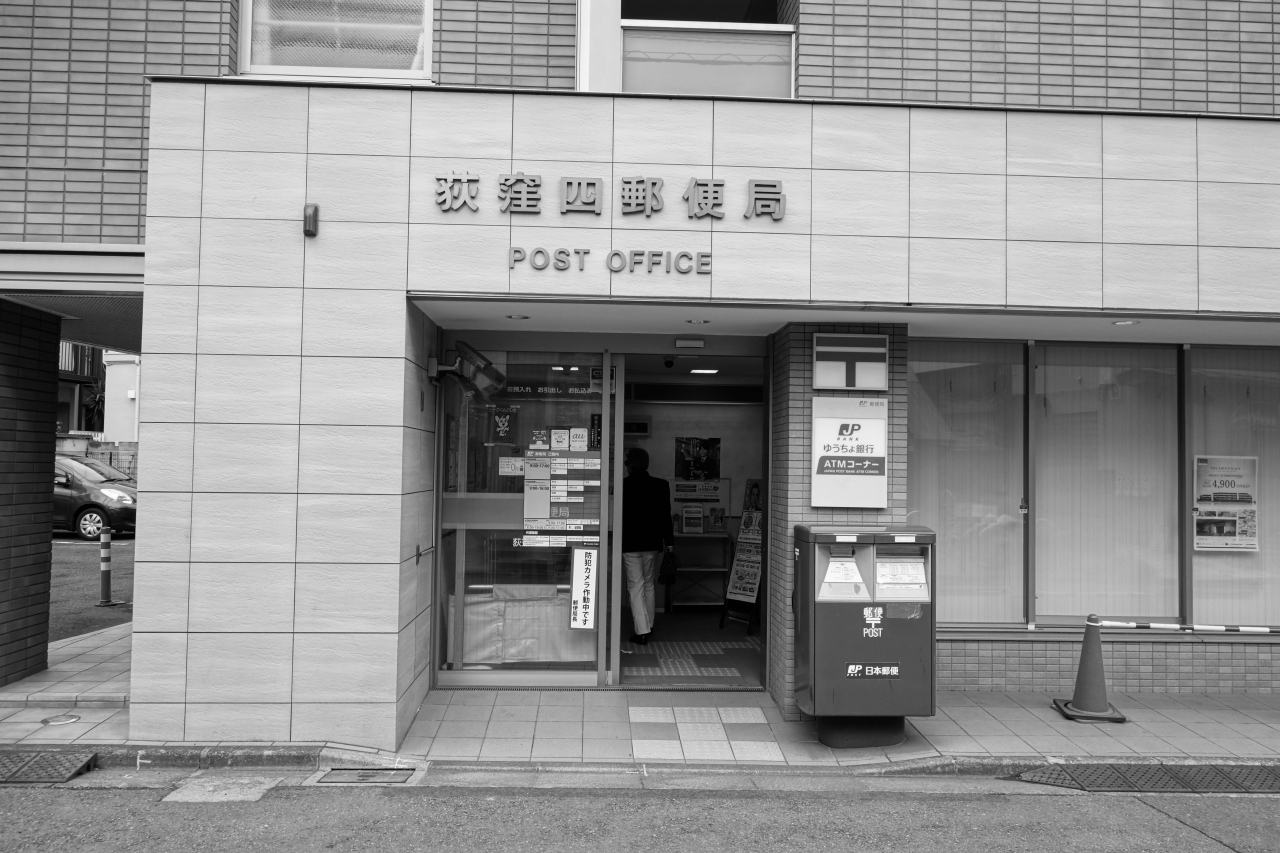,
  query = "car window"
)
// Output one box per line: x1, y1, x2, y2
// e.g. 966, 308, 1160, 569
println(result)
57, 457, 131, 484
